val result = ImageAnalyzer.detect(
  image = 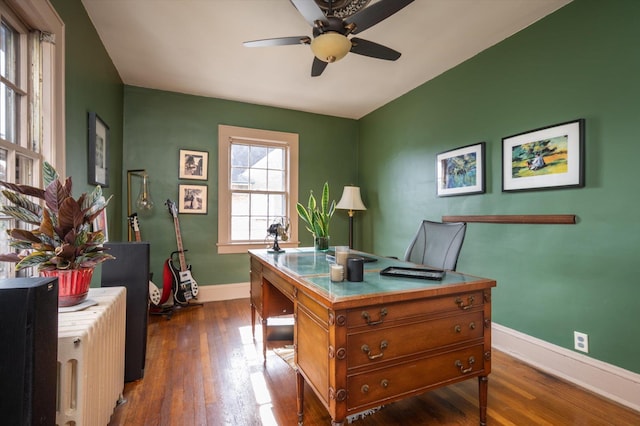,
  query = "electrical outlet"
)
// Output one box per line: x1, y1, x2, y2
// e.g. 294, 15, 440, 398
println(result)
574, 331, 589, 353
